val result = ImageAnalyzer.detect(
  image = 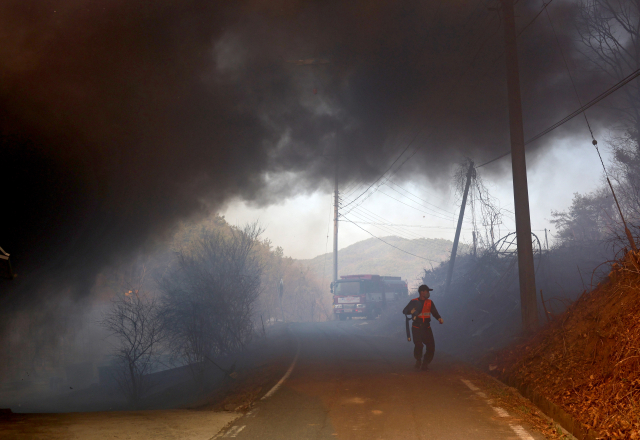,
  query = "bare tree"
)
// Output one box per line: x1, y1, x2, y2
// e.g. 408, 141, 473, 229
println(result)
159, 222, 264, 382
550, 189, 616, 242
573, 0, 640, 242
577, 0, 640, 135
101, 266, 164, 407
281, 268, 332, 323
